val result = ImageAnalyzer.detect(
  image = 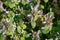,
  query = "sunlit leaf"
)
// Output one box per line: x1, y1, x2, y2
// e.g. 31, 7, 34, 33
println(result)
14, 0, 19, 5
19, 22, 27, 29
1, 18, 5, 23
44, 0, 48, 3
21, 0, 28, 5
31, 21, 36, 28
9, 3, 16, 8
42, 25, 49, 34
40, 5, 44, 9
48, 38, 53, 40
20, 37, 25, 40
48, 12, 54, 19
17, 26, 22, 34
49, 23, 53, 31
4, 1, 16, 8
33, 14, 38, 21
6, 31, 12, 35
23, 24, 27, 29
23, 31, 28, 38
